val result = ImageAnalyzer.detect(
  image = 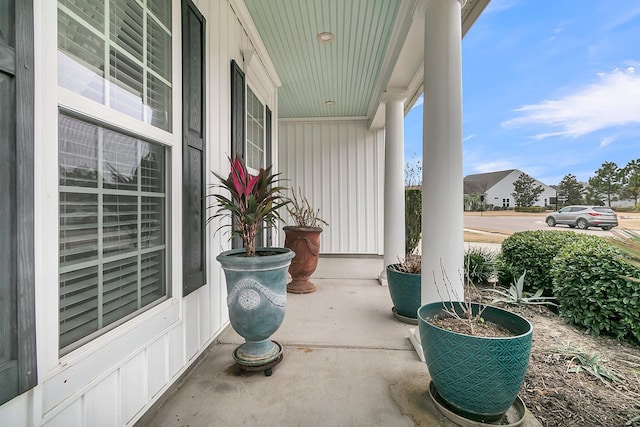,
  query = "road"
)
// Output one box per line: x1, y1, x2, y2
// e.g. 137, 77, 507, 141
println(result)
463, 214, 617, 237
